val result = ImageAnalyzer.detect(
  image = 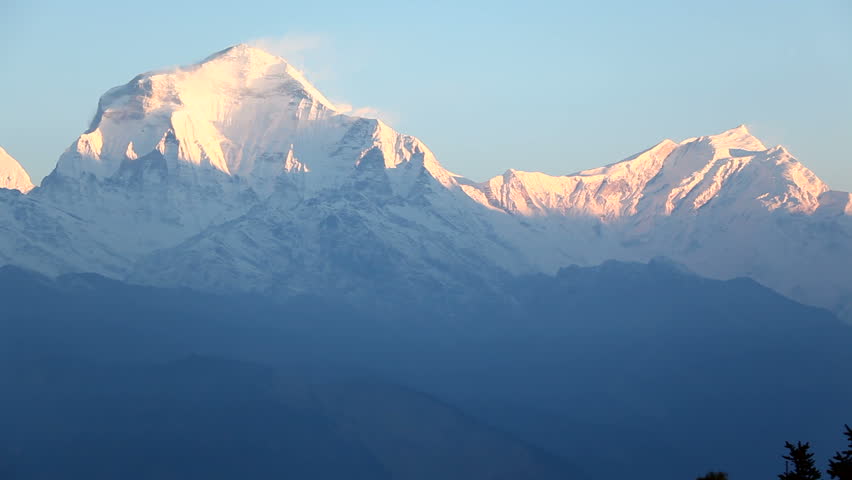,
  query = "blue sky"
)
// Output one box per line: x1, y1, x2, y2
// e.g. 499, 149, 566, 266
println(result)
1, 0, 850, 189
